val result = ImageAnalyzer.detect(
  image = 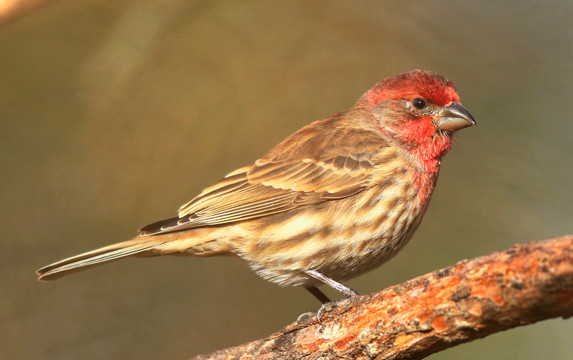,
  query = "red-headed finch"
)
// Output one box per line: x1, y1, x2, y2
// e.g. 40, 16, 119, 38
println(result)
37, 70, 475, 305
